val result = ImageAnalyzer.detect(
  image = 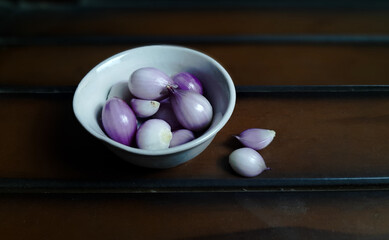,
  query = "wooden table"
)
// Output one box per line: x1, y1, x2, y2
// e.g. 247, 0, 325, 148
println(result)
1, 1, 389, 239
